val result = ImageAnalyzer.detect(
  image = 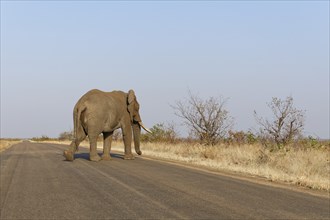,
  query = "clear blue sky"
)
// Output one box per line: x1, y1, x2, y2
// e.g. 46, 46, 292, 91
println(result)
1, 1, 329, 139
